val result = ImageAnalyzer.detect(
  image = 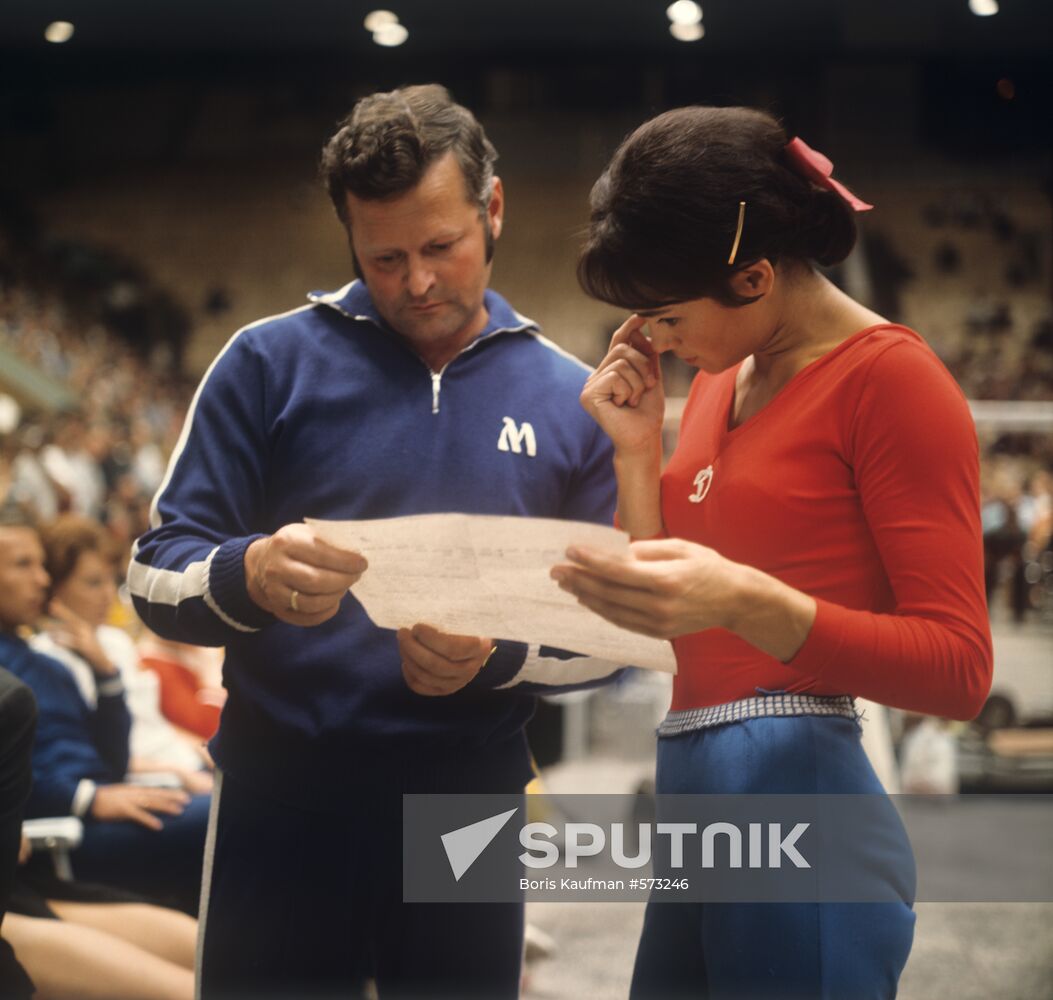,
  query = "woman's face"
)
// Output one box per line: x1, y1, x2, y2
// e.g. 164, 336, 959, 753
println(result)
635, 262, 777, 373
54, 549, 117, 627
637, 296, 767, 374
